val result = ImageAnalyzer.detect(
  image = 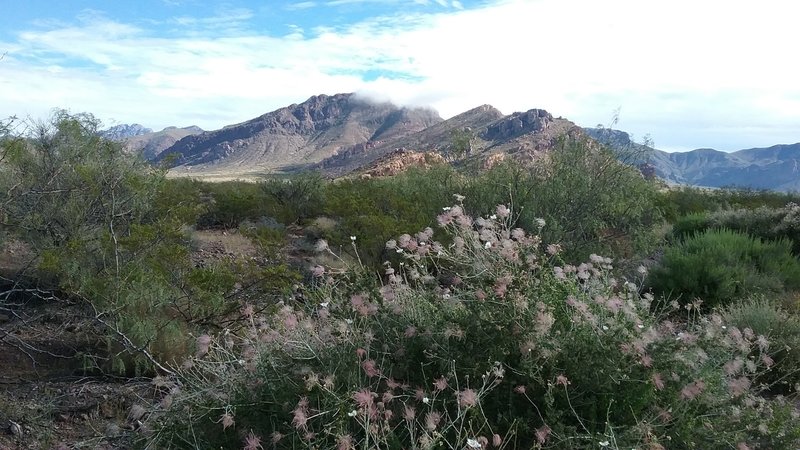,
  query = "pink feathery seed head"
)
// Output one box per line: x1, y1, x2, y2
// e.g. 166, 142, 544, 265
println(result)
220, 412, 235, 430
337, 434, 353, 450
680, 380, 706, 400
535, 425, 551, 445
728, 376, 751, 397
514, 385, 526, 394
651, 373, 665, 390
475, 289, 487, 301
386, 378, 401, 390
496, 204, 510, 218
403, 405, 416, 421
311, 265, 325, 277
404, 326, 417, 338
437, 212, 454, 226
398, 234, 412, 248
356, 348, 367, 359
414, 388, 426, 401
382, 391, 396, 403
270, 432, 284, 445
362, 359, 380, 378
241, 303, 254, 318
458, 388, 478, 408
385, 239, 397, 249
243, 431, 263, 450
353, 389, 375, 408
556, 375, 570, 387
424, 411, 441, 431
433, 376, 448, 392
492, 433, 503, 447
195, 334, 212, 357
